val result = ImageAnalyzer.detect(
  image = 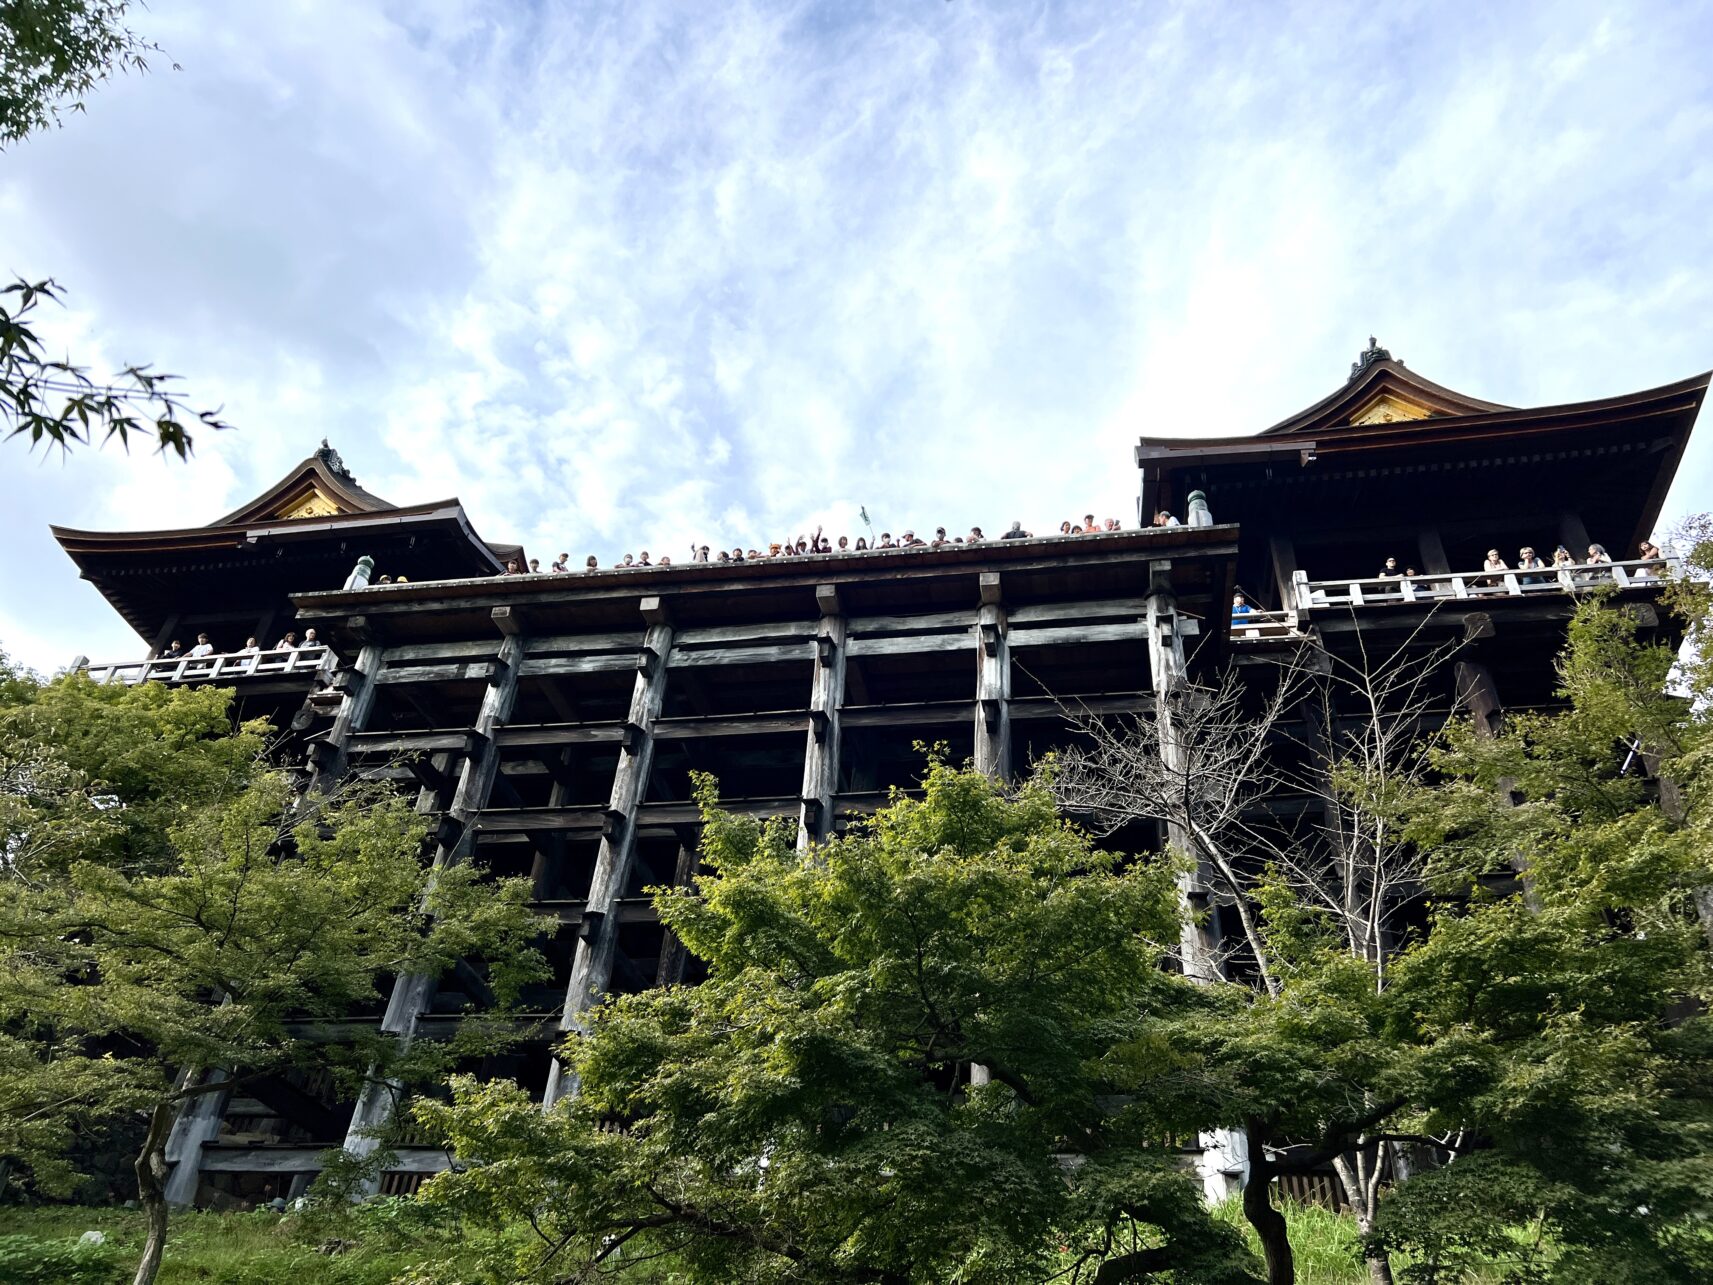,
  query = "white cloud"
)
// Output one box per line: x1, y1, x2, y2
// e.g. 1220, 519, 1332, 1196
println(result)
2, 0, 1712, 673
